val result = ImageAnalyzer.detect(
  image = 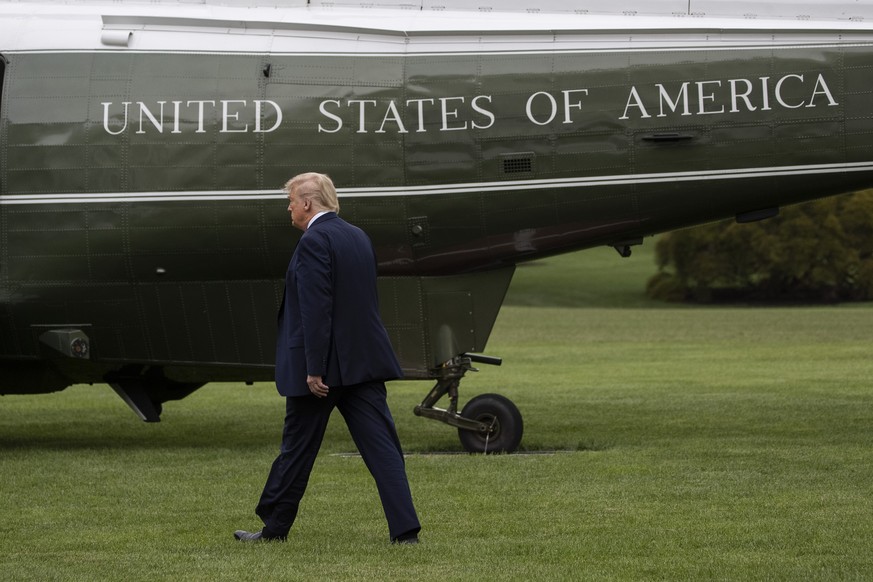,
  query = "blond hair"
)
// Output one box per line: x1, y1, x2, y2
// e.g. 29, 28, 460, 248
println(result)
283, 172, 340, 213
